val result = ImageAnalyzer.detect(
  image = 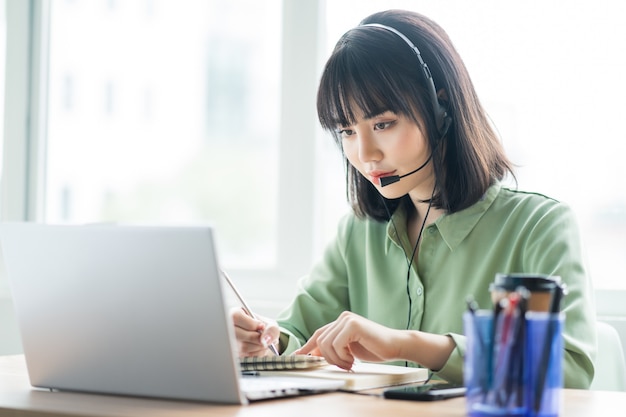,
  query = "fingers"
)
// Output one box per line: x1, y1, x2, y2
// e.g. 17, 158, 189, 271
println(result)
295, 316, 356, 370
231, 308, 280, 357
294, 331, 323, 356
296, 312, 400, 370
294, 344, 322, 357
317, 314, 359, 369
260, 322, 280, 352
